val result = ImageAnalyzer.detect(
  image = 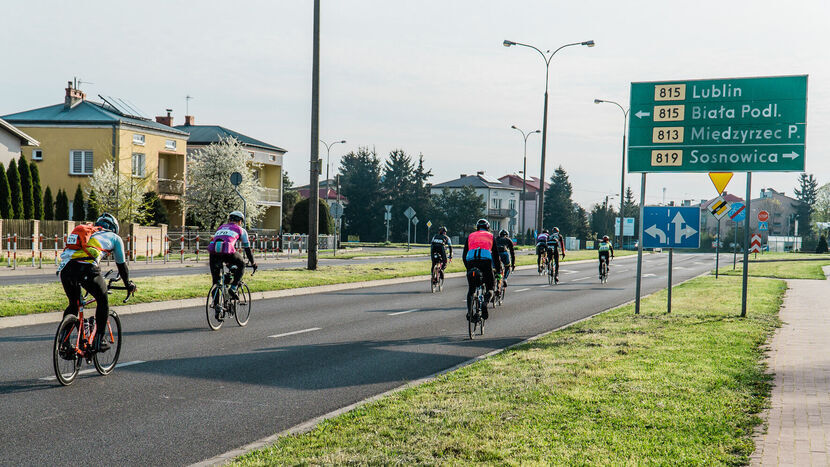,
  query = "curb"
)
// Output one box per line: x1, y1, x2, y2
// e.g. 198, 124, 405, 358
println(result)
193, 256, 694, 467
